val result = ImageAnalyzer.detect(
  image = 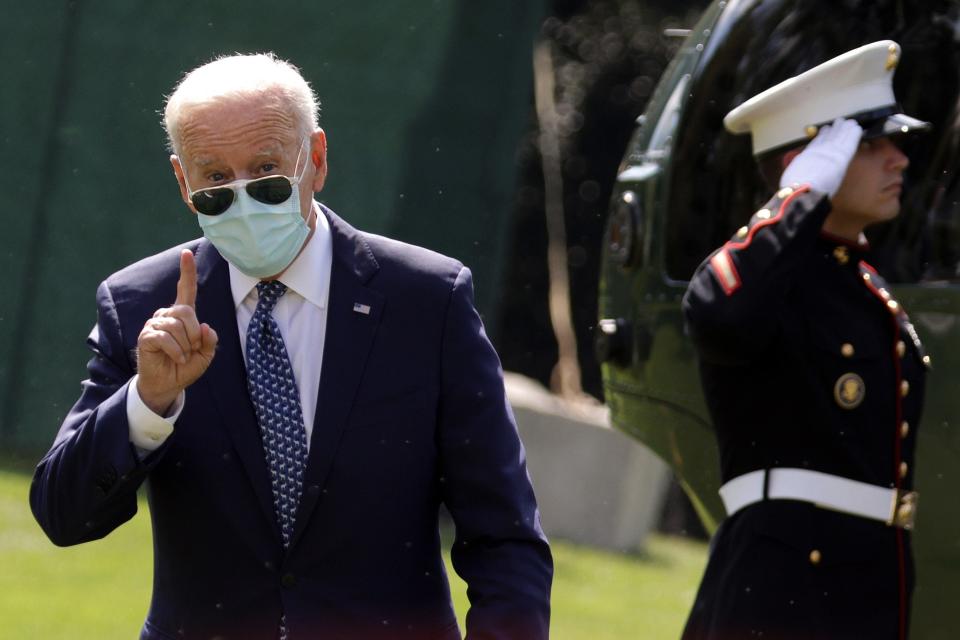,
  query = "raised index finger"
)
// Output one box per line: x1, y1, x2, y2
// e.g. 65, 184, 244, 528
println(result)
176, 249, 198, 308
